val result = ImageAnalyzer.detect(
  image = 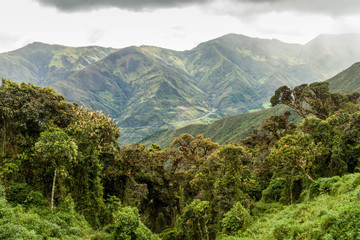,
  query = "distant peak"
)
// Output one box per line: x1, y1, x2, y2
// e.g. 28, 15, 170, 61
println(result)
347, 62, 360, 69
308, 33, 360, 44
22, 42, 64, 49
25, 42, 49, 47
